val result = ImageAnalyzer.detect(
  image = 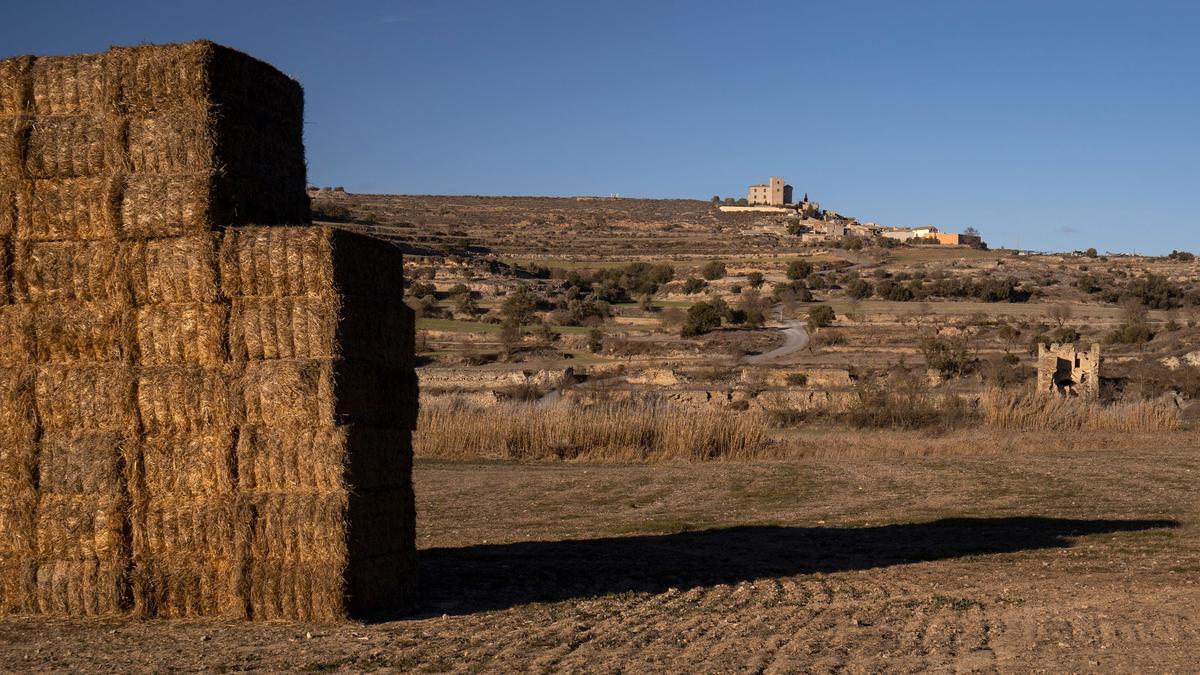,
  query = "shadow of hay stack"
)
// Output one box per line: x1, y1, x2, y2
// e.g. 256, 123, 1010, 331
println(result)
405, 516, 1177, 620
0, 41, 416, 620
